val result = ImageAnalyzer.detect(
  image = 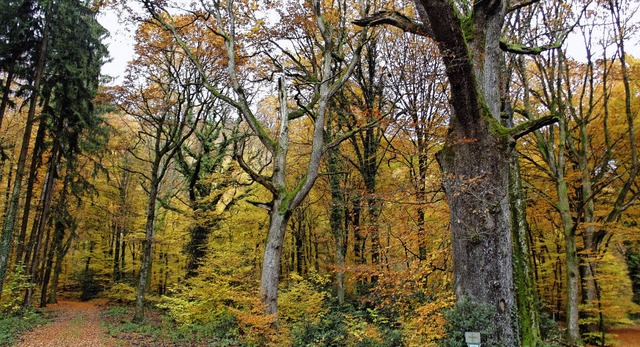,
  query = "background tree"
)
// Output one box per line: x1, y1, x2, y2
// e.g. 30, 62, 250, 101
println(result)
139, 0, 371, 316
116, 18, 215, 320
